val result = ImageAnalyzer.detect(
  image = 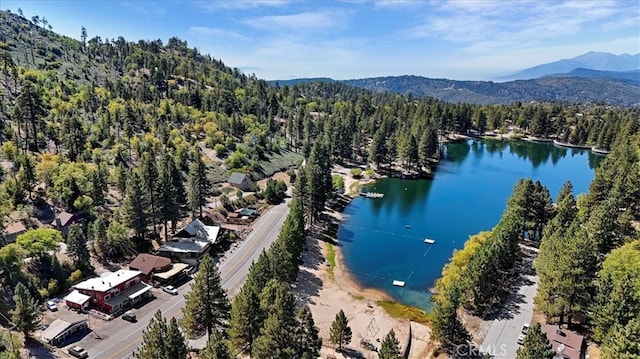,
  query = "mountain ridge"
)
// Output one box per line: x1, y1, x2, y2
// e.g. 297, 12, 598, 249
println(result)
498, 51, 640, 81
270, 74, 640, 107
